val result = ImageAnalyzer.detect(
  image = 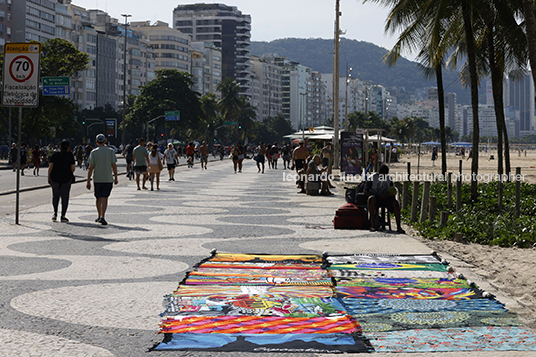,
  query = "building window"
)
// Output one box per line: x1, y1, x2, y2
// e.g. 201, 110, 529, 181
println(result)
86, 80, 95, 90
86, 45, 96, 55
87, 34, 96, 43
